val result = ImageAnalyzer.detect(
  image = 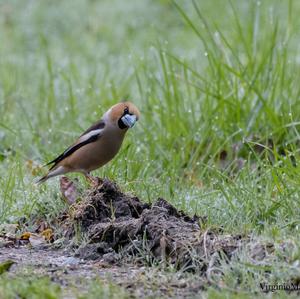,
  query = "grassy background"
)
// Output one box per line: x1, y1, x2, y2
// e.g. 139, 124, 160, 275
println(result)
1, 0, 300, 297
